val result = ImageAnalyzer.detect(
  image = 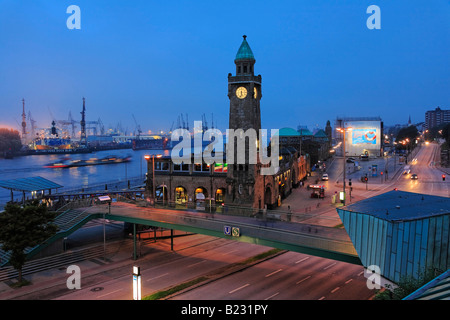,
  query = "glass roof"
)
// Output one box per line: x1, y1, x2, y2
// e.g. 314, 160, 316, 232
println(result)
0, 176, 63, 192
